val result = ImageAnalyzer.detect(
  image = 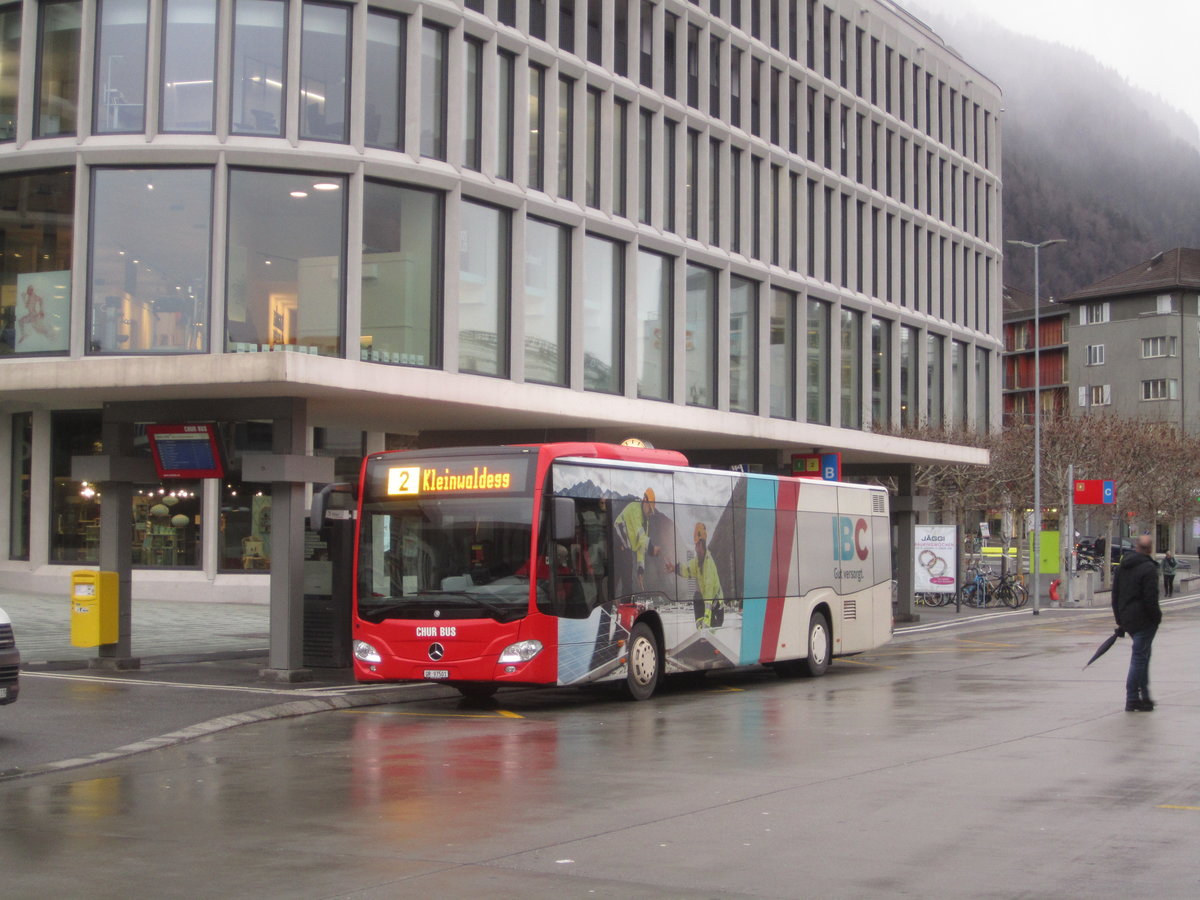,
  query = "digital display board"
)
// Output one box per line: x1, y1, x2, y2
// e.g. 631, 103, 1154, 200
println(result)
387, 463, 519, 496
365, 452, 534, 503
146, 424, 225, 479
